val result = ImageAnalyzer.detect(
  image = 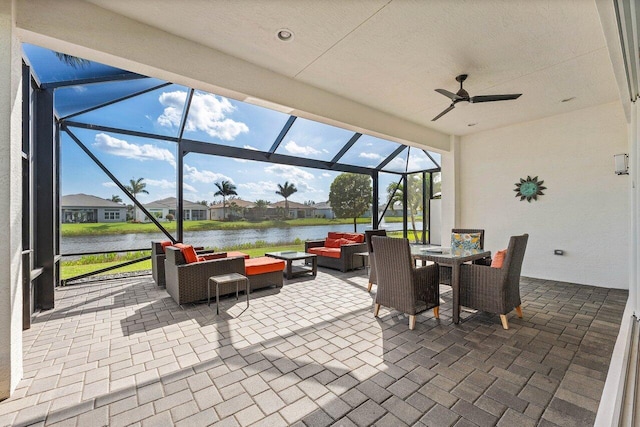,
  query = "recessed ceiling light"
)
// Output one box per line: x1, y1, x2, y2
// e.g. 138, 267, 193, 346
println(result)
467, 123, 477, 127
561, 97, 576, 103
277, 29, 294, 42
